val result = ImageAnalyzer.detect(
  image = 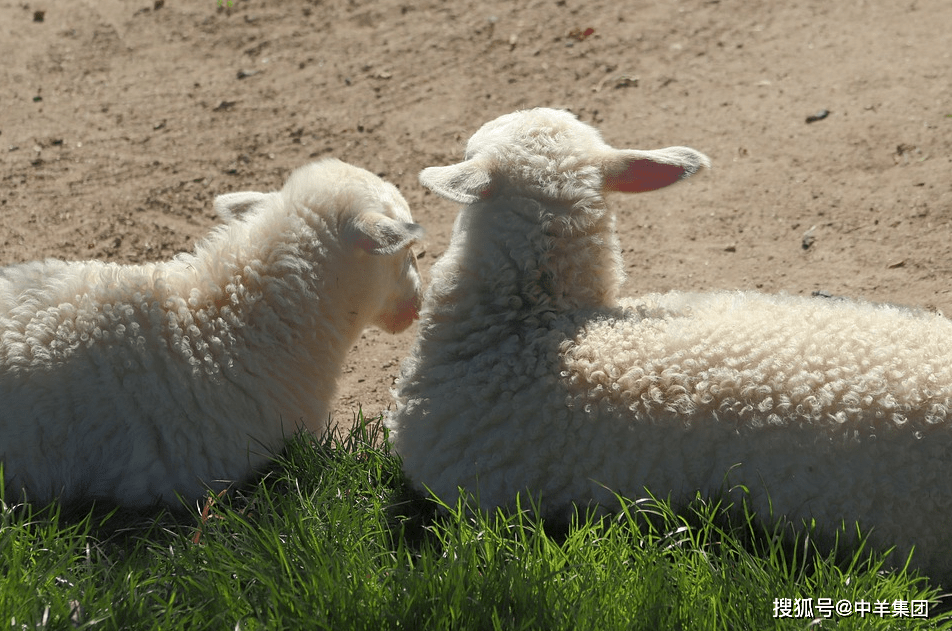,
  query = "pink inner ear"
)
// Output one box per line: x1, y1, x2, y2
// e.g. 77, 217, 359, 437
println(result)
605, 159, 687, 193
354, 234, 375, 253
